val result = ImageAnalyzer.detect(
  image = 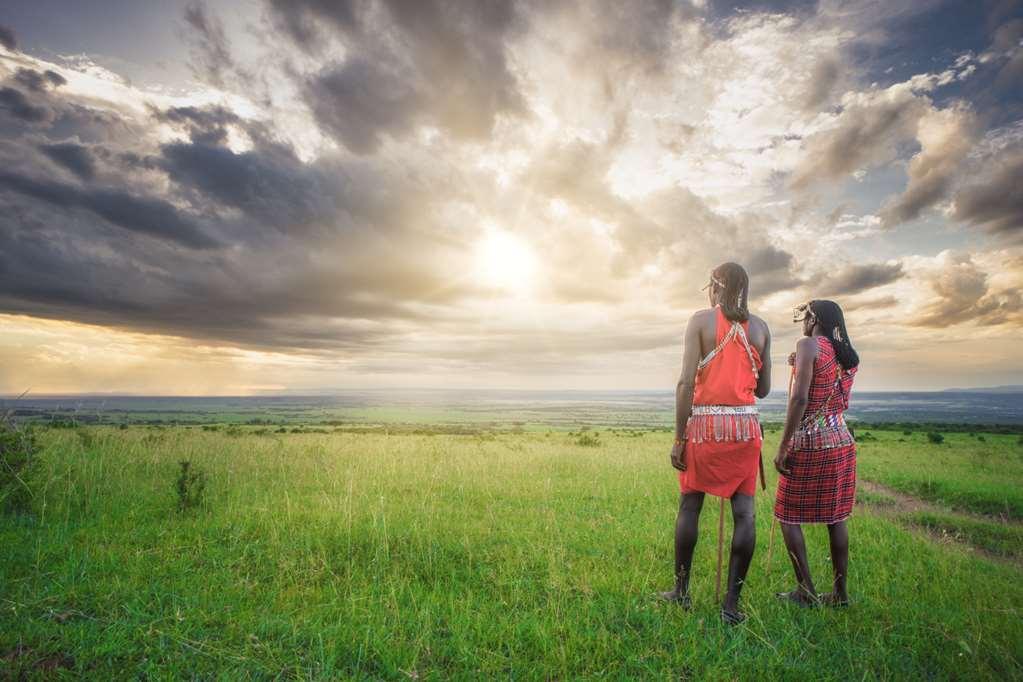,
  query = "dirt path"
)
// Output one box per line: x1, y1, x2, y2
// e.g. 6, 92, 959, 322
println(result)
858, 479, 1021, 568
